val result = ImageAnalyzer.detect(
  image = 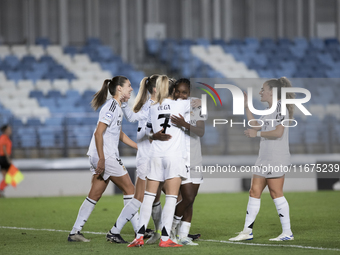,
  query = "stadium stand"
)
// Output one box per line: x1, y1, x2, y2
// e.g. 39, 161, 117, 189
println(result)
0, 38, 141, 157
145, 37, 340, 154
1, 37, 340, 157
